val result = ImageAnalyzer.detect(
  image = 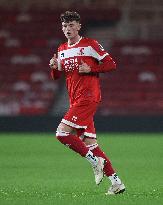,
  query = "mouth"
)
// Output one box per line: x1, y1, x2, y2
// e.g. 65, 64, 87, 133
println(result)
67, 32, 71, 36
